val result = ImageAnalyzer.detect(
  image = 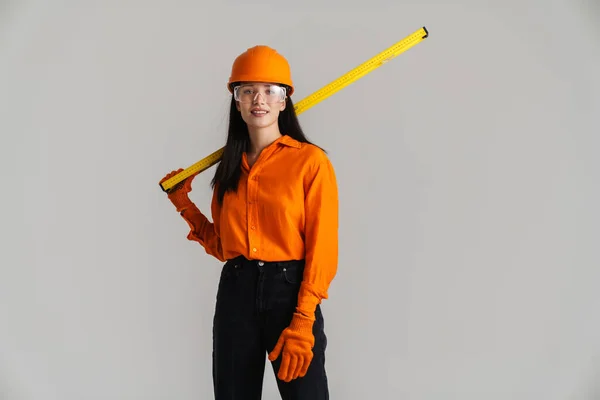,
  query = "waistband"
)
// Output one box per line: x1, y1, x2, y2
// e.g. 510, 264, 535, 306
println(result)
225, 255, 305, 269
